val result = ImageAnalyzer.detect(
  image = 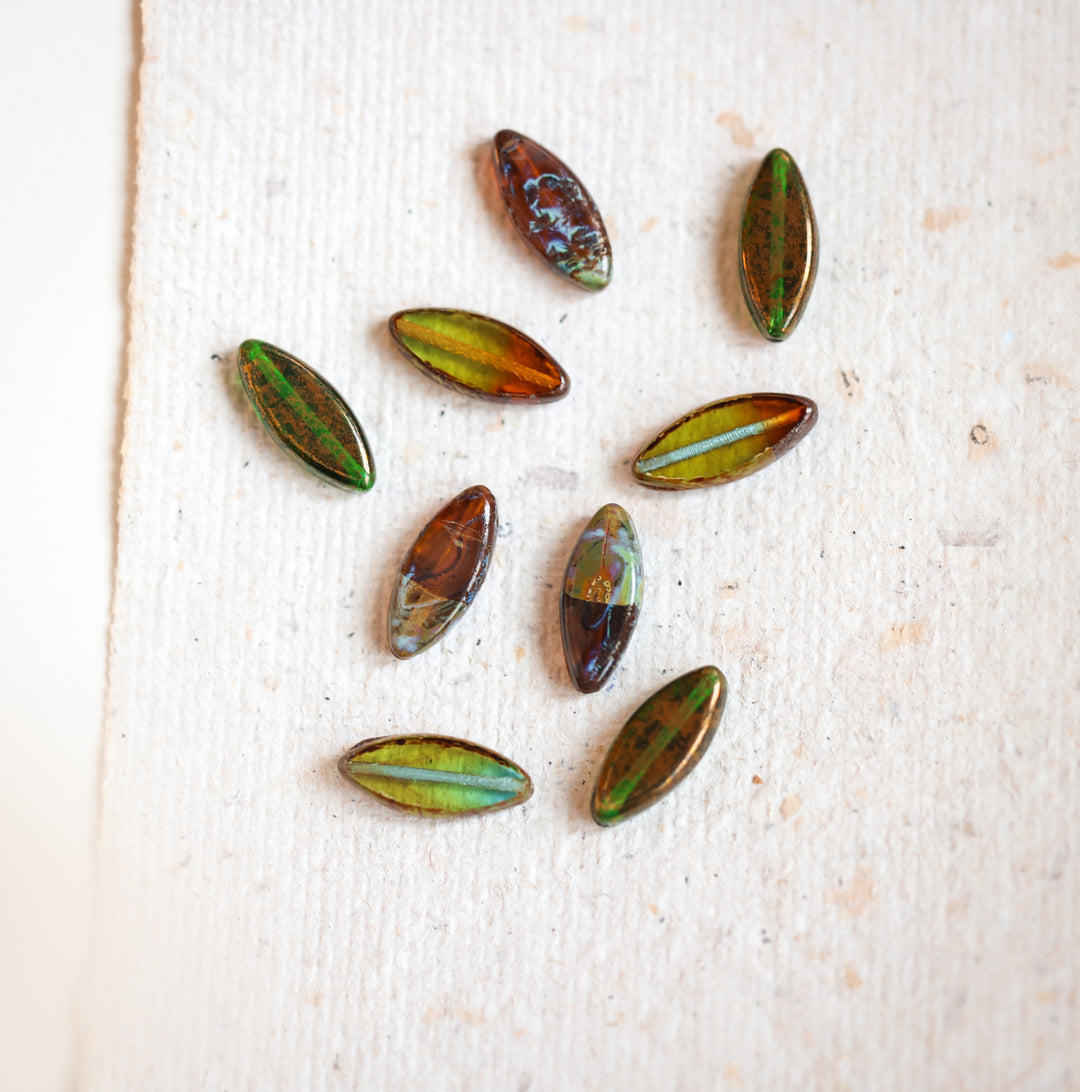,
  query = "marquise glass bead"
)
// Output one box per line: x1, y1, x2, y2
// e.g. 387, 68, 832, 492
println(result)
339, 735, 533, 817
591, 666, 727, 827
236, 339, 374, 491
492, 129, 612, 290
739, 148, 819, 340
633, 393, 817, 491
561, 503, 643, 693
388, 309, 569, 402
388, 485, 497, 659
